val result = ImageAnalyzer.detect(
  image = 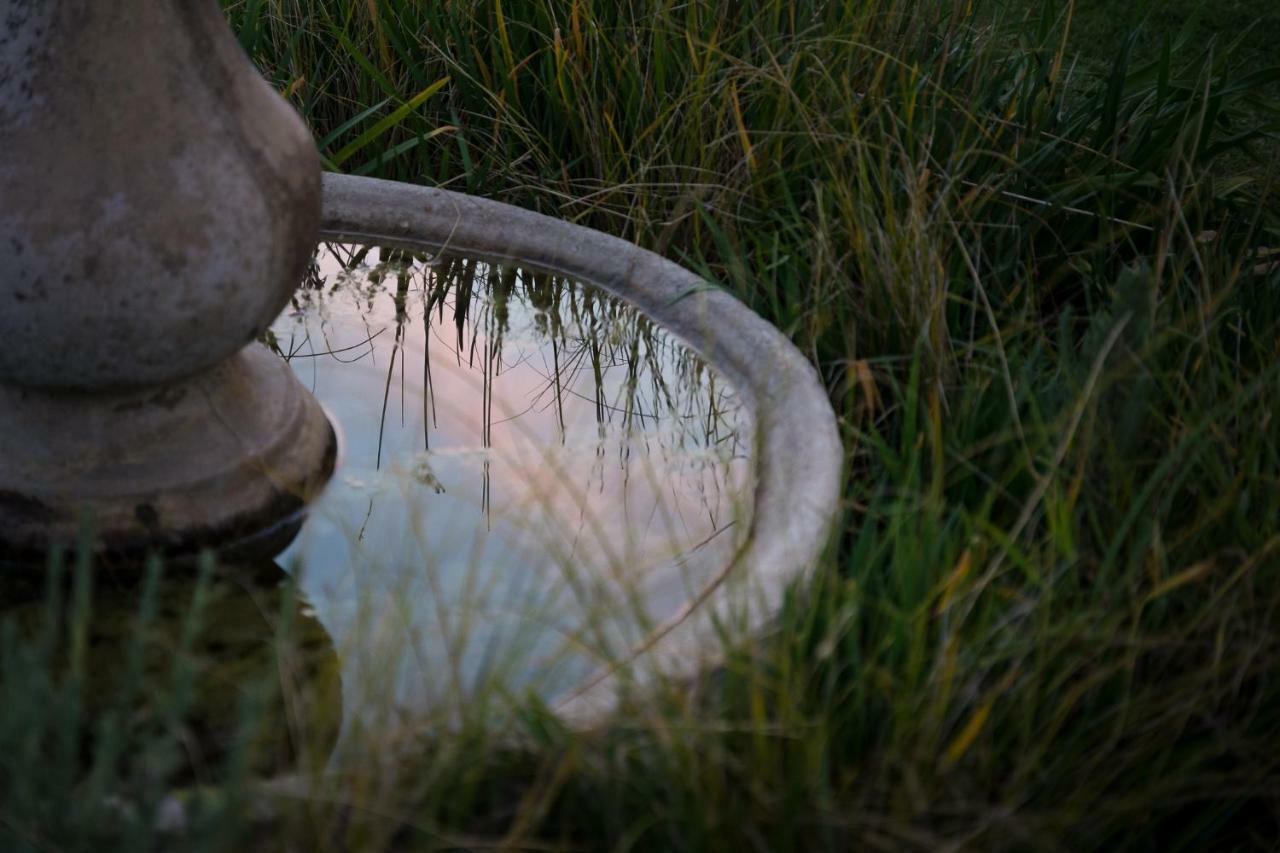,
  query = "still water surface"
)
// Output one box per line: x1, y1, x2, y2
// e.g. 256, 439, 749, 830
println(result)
271, 243, 754, 743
